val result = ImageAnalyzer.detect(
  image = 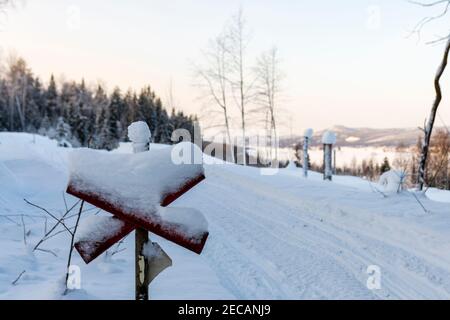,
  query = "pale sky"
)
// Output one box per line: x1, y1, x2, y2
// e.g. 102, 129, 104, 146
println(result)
1, 0, 450, 136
